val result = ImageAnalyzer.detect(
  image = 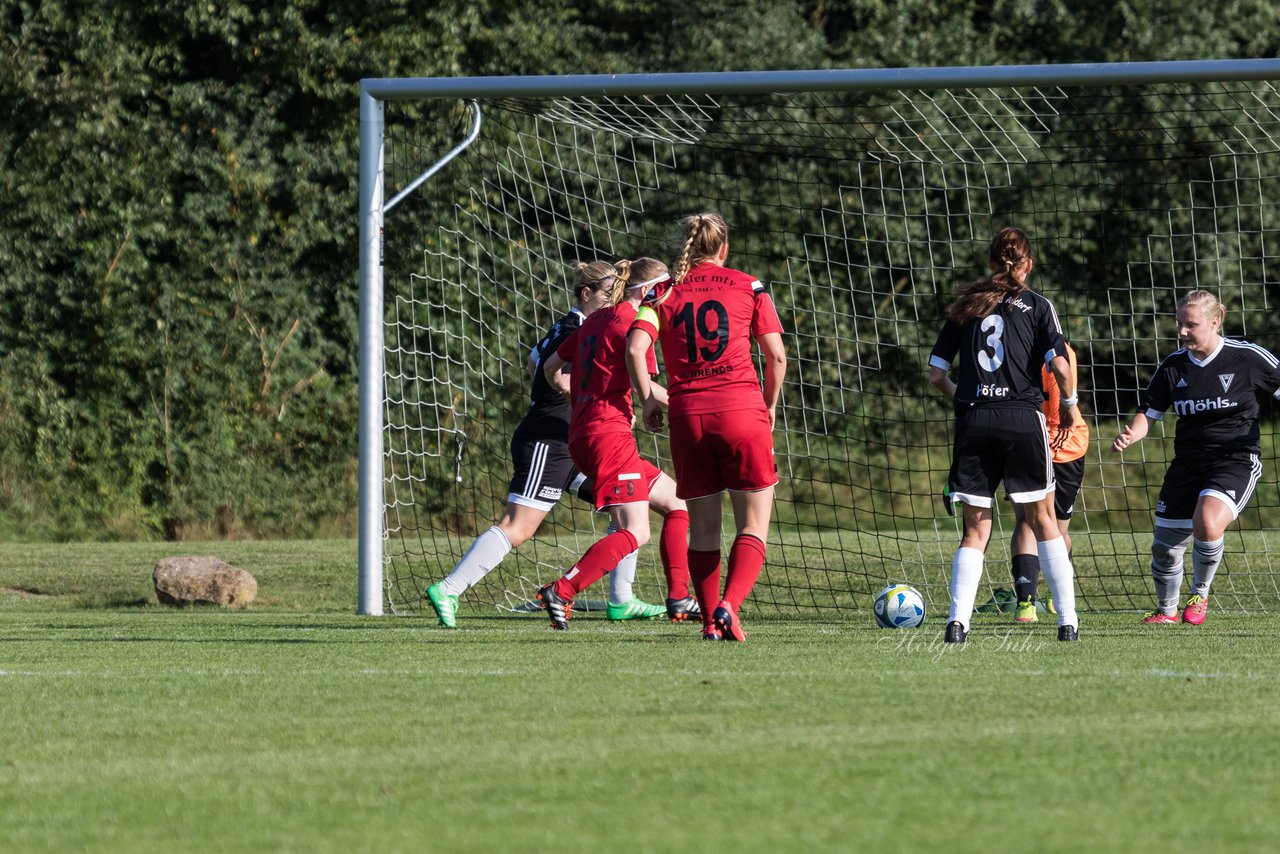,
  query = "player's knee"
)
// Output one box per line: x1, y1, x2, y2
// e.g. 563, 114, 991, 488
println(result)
688, 519, 719, 543
503, 504, 550, 543
1027, 505, 1058, 540
501, 523, 535, 548
627, 526, 651, 549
